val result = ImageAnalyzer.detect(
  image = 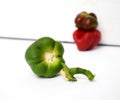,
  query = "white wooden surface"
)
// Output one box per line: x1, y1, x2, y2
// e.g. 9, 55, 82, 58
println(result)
0, 39, 120, 100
